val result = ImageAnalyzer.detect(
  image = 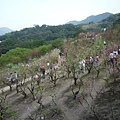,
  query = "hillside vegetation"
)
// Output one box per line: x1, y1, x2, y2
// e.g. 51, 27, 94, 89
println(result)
0, 15, 120, 120
0, 13, 120, 56
82, 13, 120, 32
0, 24, 81, 55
